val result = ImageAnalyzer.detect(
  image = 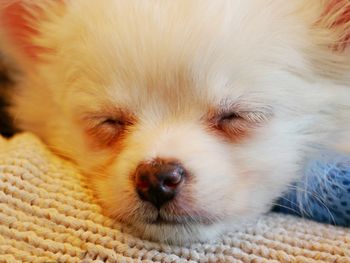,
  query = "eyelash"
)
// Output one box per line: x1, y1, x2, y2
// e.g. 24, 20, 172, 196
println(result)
210, 109, 271, 141
217, 111, 243, 123
100, 118, 126, 127
215, 111, 245, 130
